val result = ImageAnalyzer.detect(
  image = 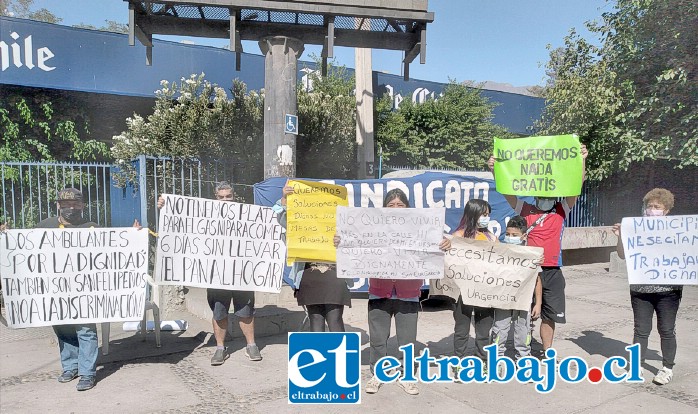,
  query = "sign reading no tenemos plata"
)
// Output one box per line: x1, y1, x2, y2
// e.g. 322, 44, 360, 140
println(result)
156, 194, 286, 293
0, 228, 149, 328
